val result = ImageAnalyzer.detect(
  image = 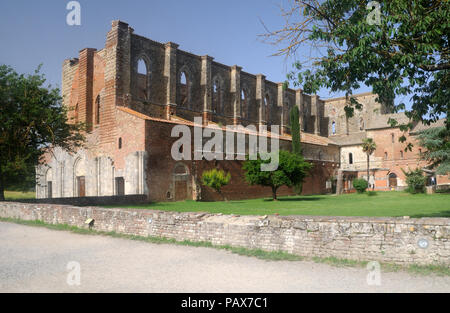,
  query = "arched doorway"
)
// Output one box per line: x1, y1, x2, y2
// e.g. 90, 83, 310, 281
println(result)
173, 163, 191, 201
74, 157, 86, 197
388, 173, 398, 188
45, 168, 53, 199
